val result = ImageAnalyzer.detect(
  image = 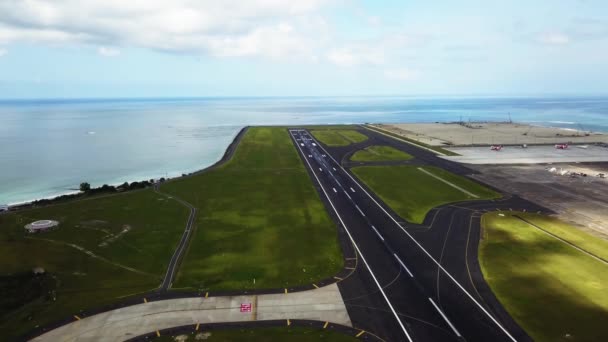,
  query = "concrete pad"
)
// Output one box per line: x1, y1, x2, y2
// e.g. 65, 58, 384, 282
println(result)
442, 145, 608, 164
470, 163, 608, 239
374, 122, 608, 146
32, 284, 350, 342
